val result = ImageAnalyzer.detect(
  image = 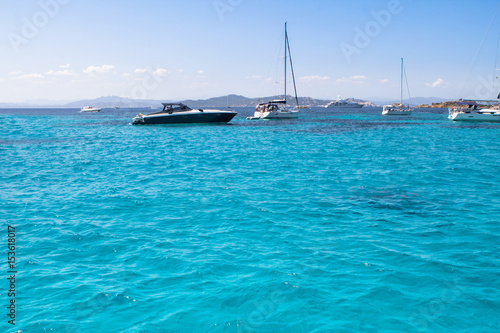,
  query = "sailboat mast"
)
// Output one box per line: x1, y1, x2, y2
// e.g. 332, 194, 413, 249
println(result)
284, 22, 287, 103
400, 58, 403, 105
